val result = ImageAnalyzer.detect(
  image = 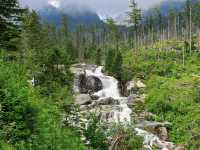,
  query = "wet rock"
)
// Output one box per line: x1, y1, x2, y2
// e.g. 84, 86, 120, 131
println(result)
78, 73, 88, 93
78, 74, 103, 93
90, 94, 99, 100
80, 105, 89, 111
75, 94, 92, 105
86, 76, 103, 93
136, 121, 171, 137
136, 121, 171, 129
96, 97, 120, 105
157, 127, 168, 141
